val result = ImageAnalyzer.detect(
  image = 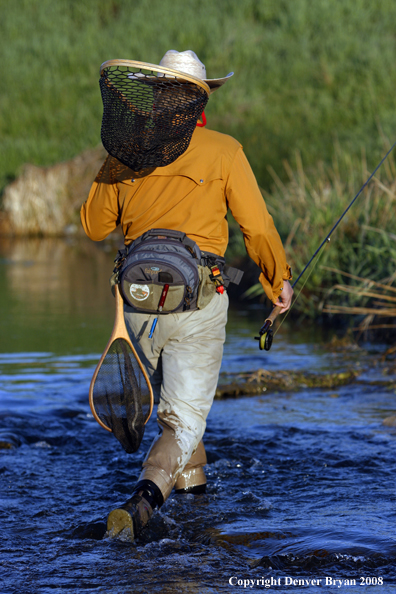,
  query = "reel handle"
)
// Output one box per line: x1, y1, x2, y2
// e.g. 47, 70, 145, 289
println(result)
264, 305, 282, 327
